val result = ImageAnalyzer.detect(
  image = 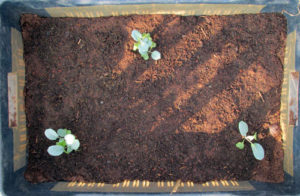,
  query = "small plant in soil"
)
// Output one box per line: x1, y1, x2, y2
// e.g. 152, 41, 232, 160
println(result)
131, 29, 161, 60
45, 128, 80, 156
236, 121, 265, 160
